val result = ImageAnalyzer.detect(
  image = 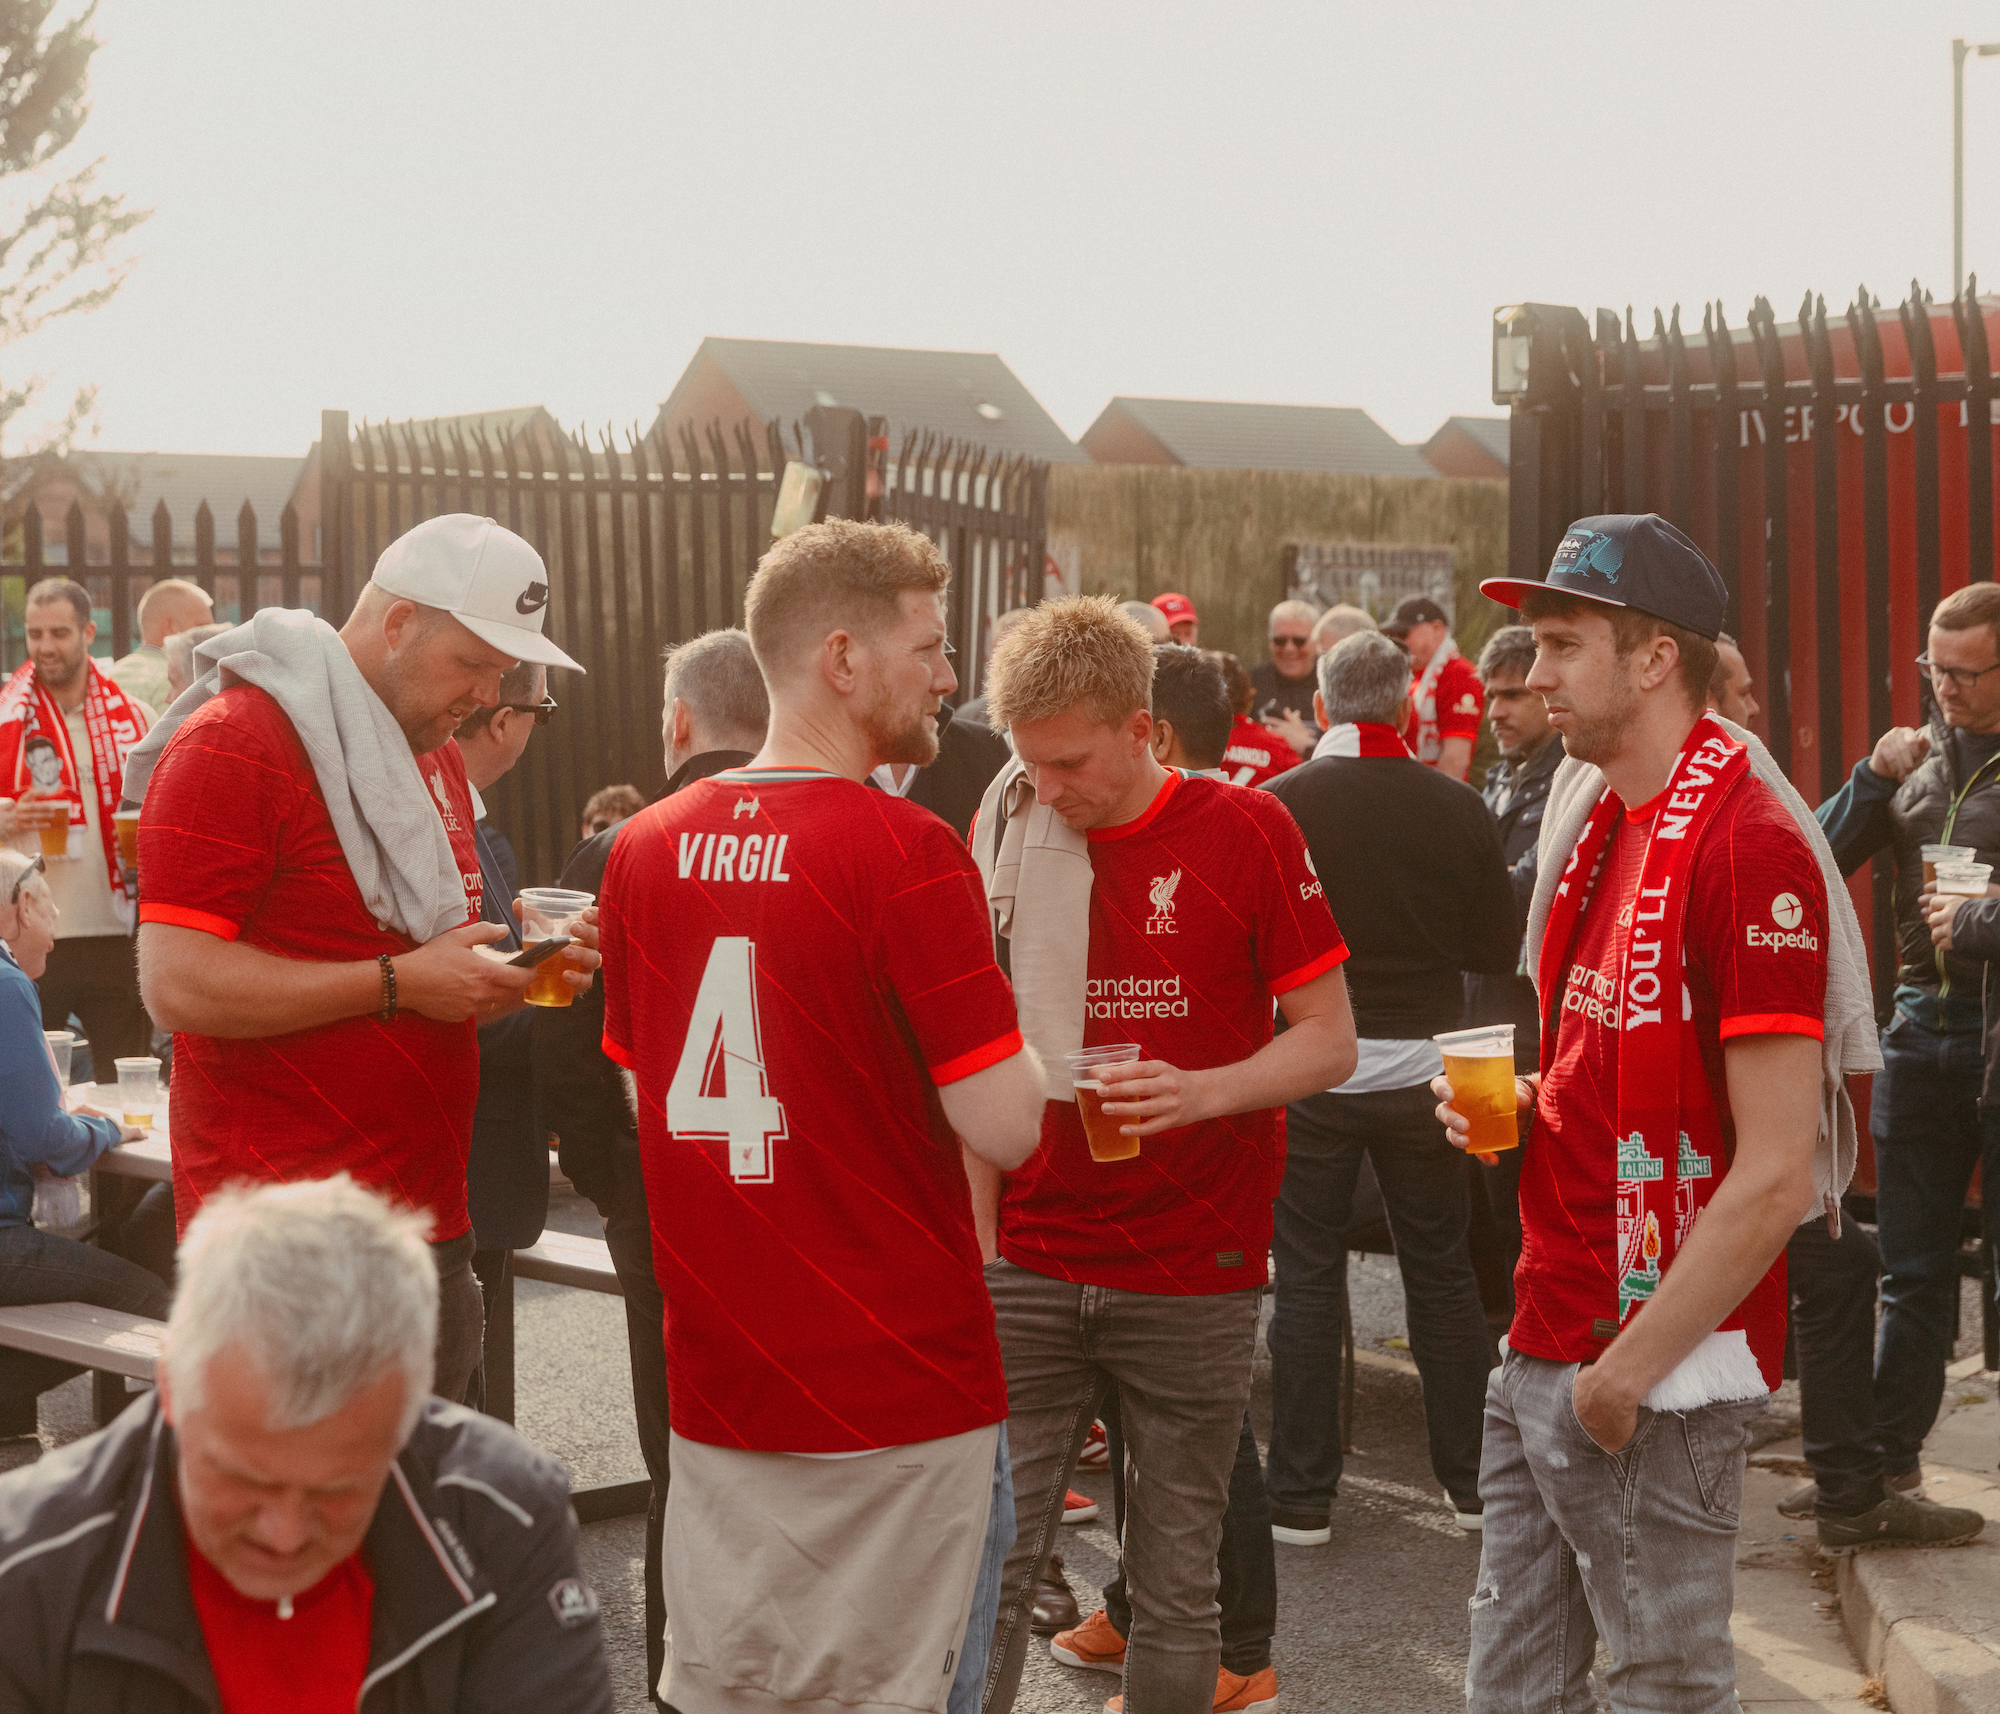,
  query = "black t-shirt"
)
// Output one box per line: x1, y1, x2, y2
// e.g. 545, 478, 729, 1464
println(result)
1249, 660, 1320, 728
1265, 755, 1521, 1038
